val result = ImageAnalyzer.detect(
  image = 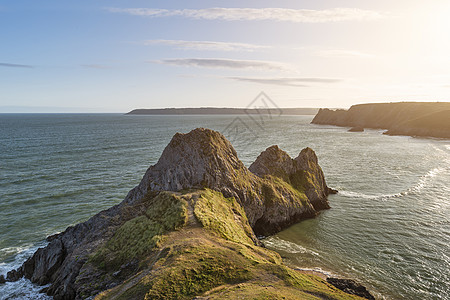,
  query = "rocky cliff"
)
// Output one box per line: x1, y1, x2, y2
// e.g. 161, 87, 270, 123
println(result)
312, 102, 450, 139
3, 128, 371, 300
